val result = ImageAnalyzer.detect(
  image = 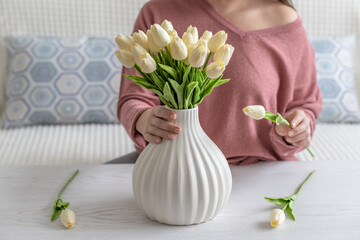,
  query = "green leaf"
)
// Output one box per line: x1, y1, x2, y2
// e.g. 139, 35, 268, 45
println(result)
198, 75, 222, 104
168, 79, 184, 109
159, 63, 178, 82
182, 65, 192, 87
193, 85, 201, 104
264, 197, 290, 206
51, 198, 69, 221
184, 82, 198, 108
51, 209, 63, 222
200, 77, 210, 92
123, 74, 156, 90
276, 113, 290, 126
163, 82, 178, 109
285, 201, 296, 221
150, 72, 165, 90
282, 194, 297, 202
134, 64, 152, 82
215, 78, 230, 87
264, 111, 277, 123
